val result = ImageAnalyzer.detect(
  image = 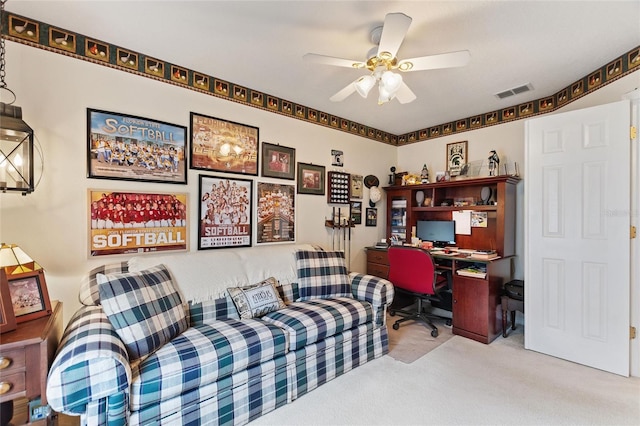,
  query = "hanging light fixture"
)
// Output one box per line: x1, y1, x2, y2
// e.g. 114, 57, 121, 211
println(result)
0, 0, 35, 195
352, 55, 404, 105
